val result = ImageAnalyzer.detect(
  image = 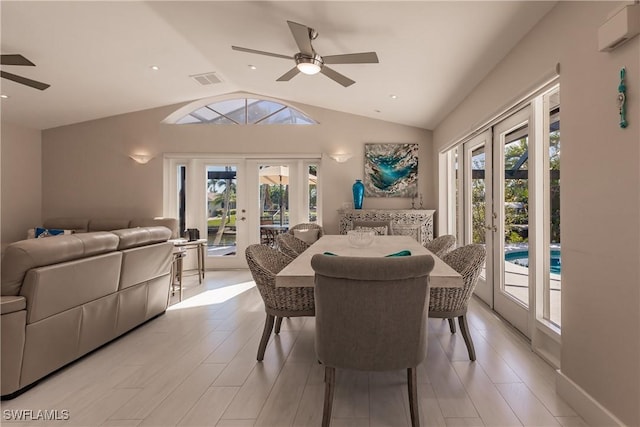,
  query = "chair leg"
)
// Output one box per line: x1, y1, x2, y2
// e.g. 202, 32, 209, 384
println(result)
322, 366, 336, 427
407, 367, 420, 427
448, 318, 456, 334
274, 316, 283, 334
257, 314, 275, 361
458, 315, 476, 361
